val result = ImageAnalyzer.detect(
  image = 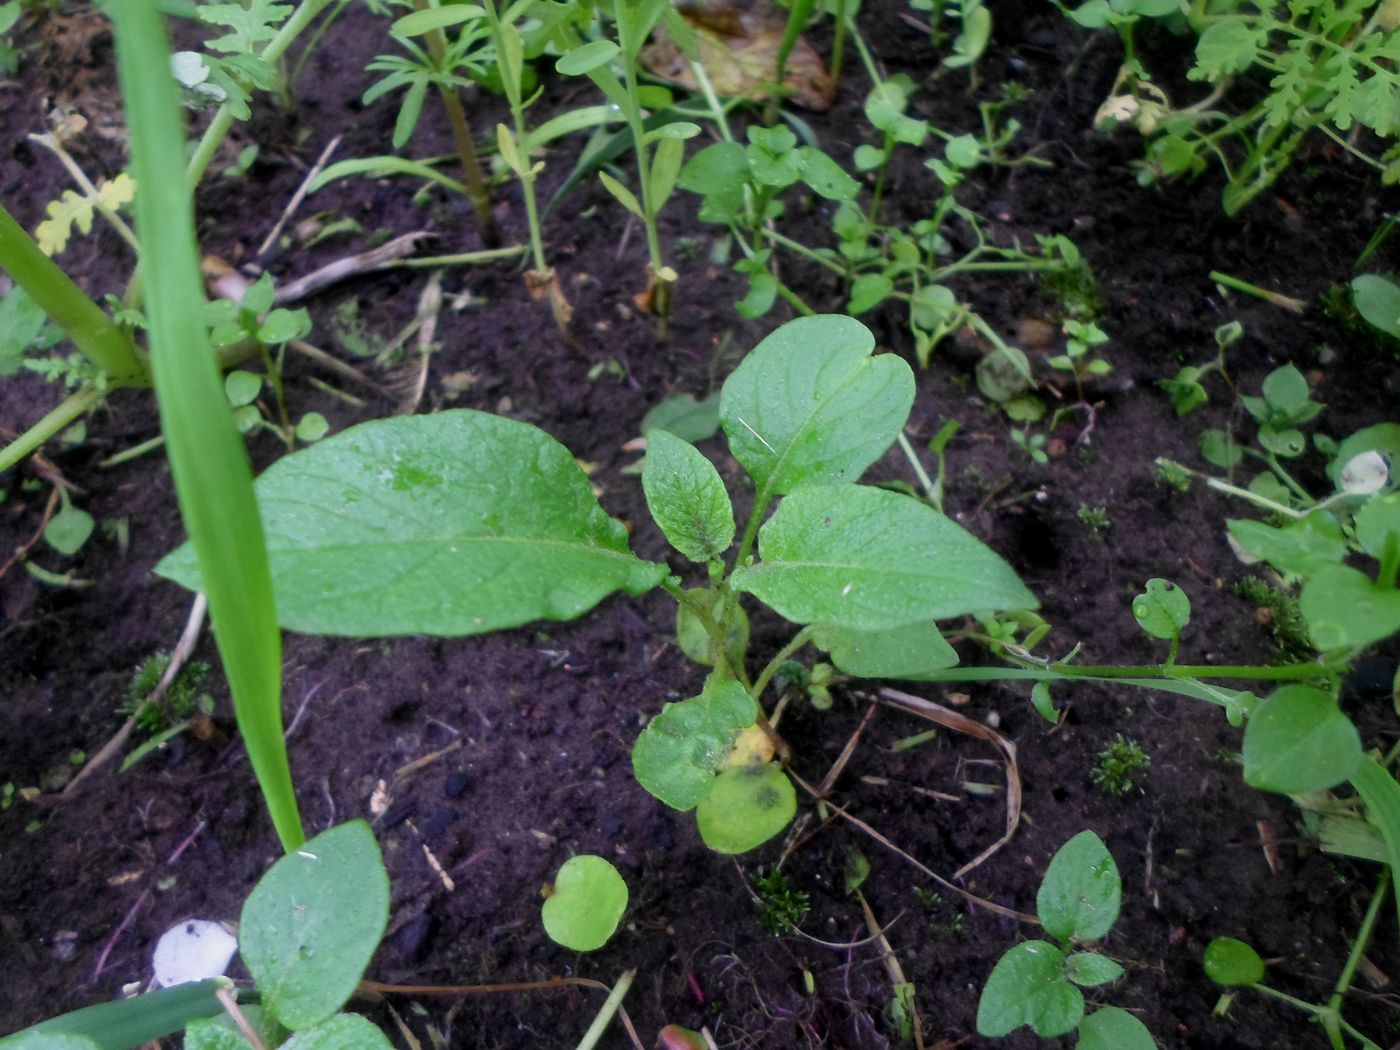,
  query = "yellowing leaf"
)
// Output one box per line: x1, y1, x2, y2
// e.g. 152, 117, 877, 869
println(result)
641, 0, 835, 111
36, 173, 136, 256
